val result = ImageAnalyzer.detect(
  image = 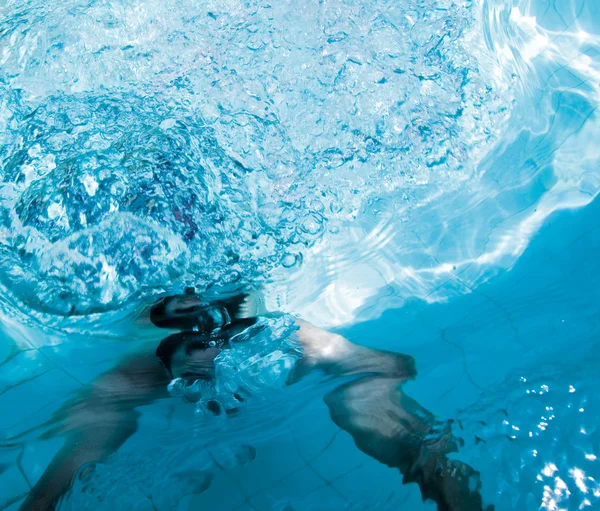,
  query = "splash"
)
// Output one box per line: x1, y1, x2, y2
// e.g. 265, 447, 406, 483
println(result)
0, 0, 509, 326
0, 0, 599, 328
